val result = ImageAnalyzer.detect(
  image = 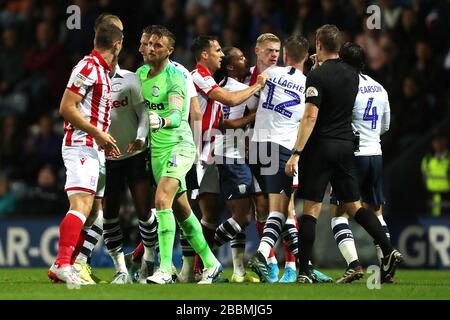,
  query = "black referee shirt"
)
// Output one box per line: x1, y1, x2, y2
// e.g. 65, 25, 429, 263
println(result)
304, 58, 359, 143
